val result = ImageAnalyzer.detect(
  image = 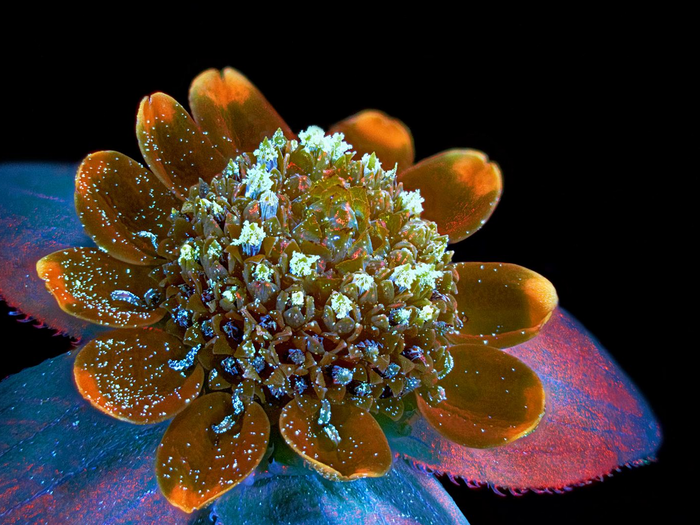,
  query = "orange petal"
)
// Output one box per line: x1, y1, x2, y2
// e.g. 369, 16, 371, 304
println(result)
75, 151, 179, 265
36, 247, 165, 328
137, 92, 226, 198
189, 67, 294, 159
417, 343, 545, 448
398, 149, 502, 243
448, 262, 558, 348
328, 110, 414, 172
279, 399, 392, 480
74, 328, 204, 423
156, 395, 270, 513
